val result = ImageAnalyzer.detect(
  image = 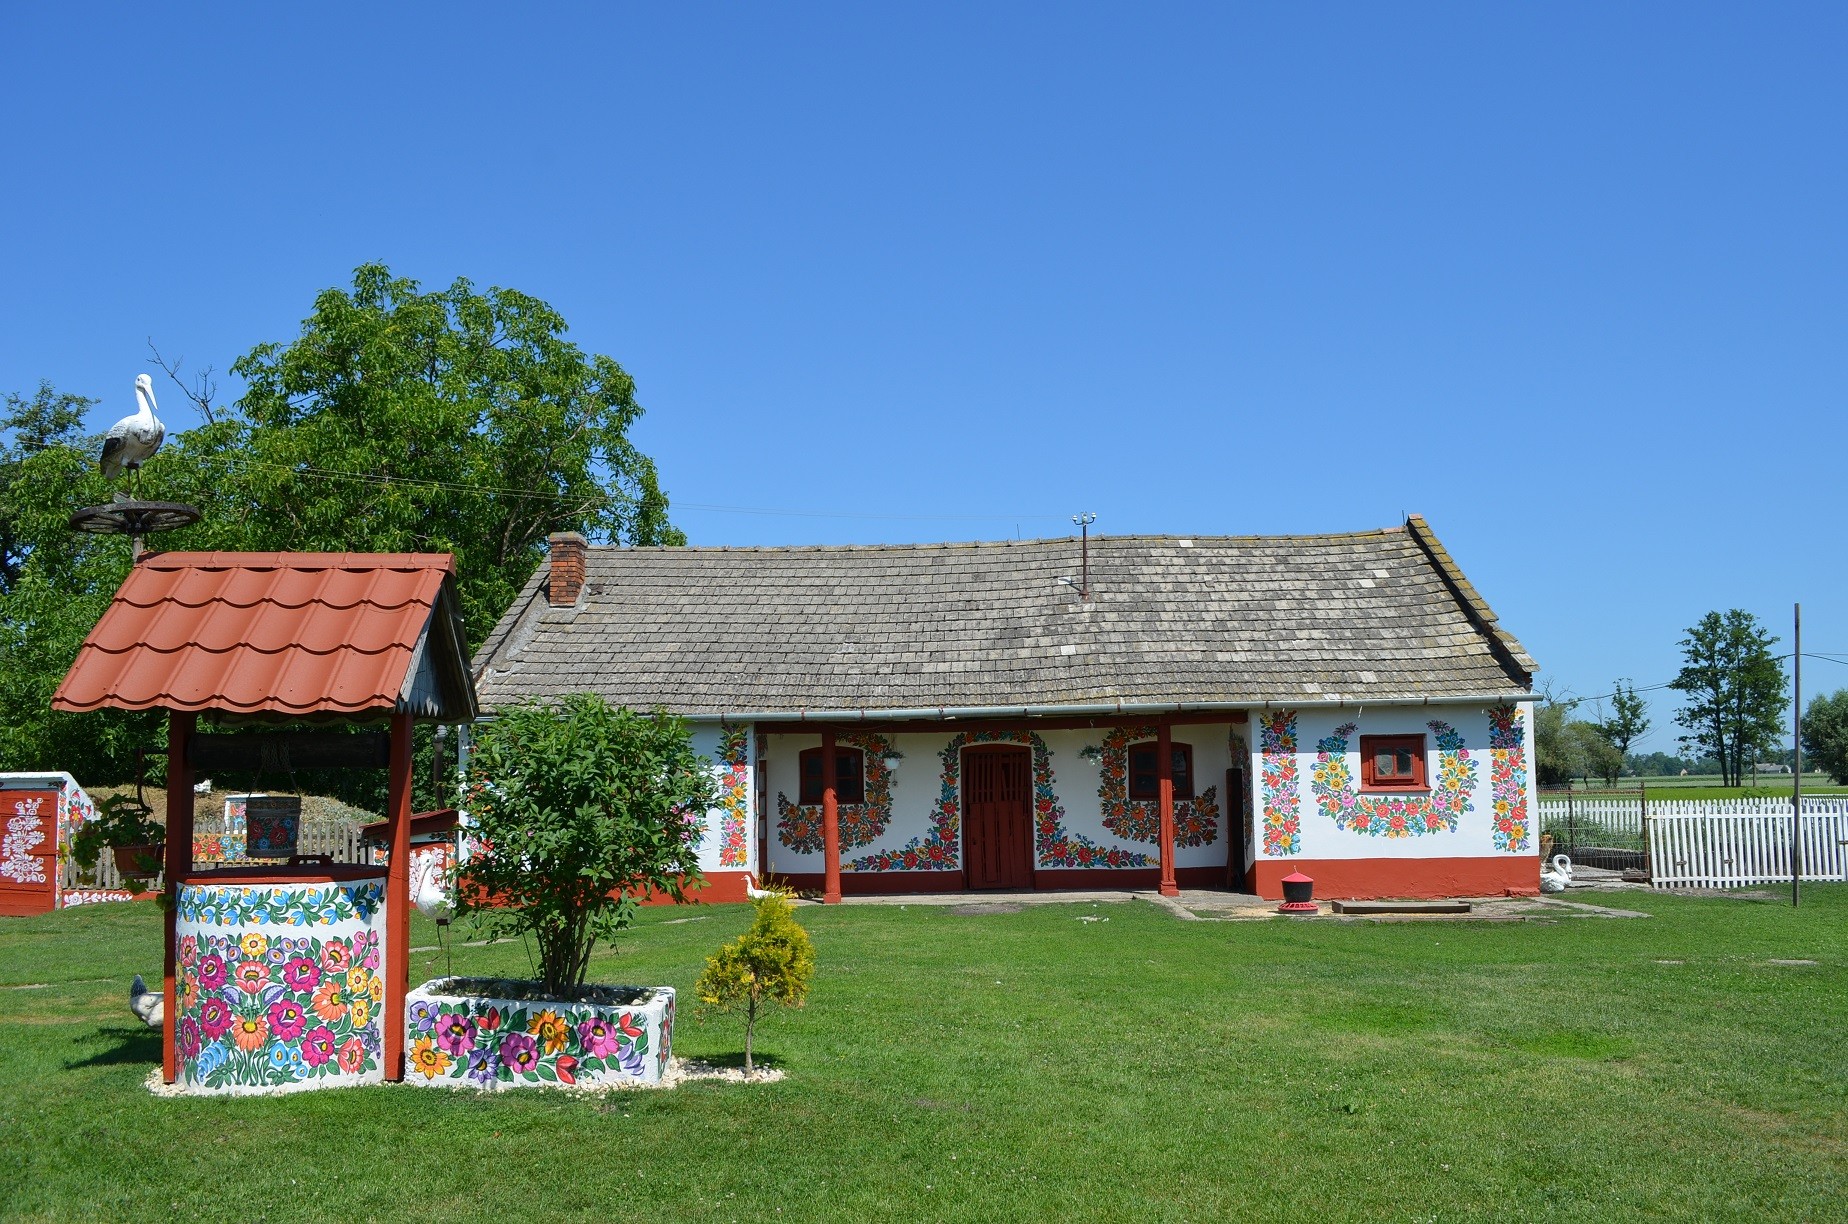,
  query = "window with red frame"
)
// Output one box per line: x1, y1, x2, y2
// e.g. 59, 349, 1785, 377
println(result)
798, 747, 865, 805
1127, 742, 1194, 800
1359, 734, 1426, 790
